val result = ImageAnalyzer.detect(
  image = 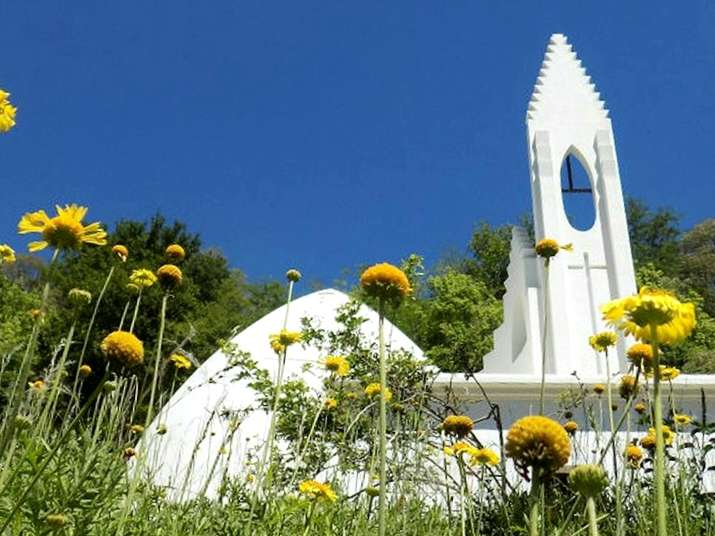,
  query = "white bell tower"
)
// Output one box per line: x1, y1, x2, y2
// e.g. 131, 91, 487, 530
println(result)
482, 34, 636, 377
